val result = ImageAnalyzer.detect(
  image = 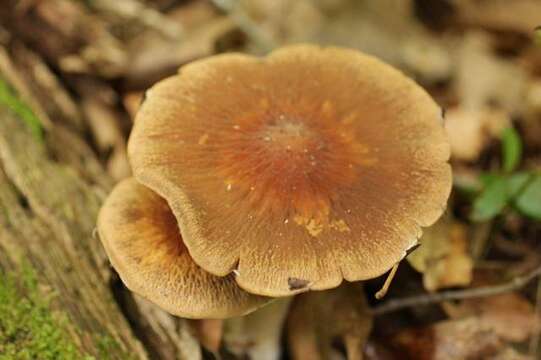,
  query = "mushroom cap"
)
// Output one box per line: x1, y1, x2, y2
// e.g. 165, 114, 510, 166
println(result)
128, 44, 452, 297
97, 178, 269, 318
